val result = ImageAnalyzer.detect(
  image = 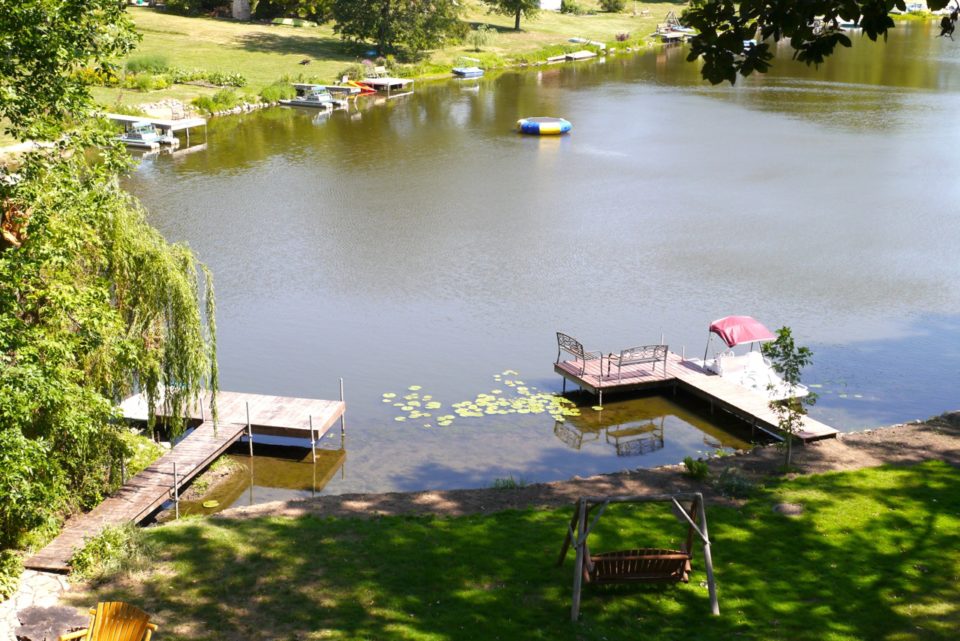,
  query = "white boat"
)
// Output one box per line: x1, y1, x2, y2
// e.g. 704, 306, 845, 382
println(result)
280, 87, 347, 110
694, 315, 810, 401
118, 121, 162, 149
452, 66, 484, 78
